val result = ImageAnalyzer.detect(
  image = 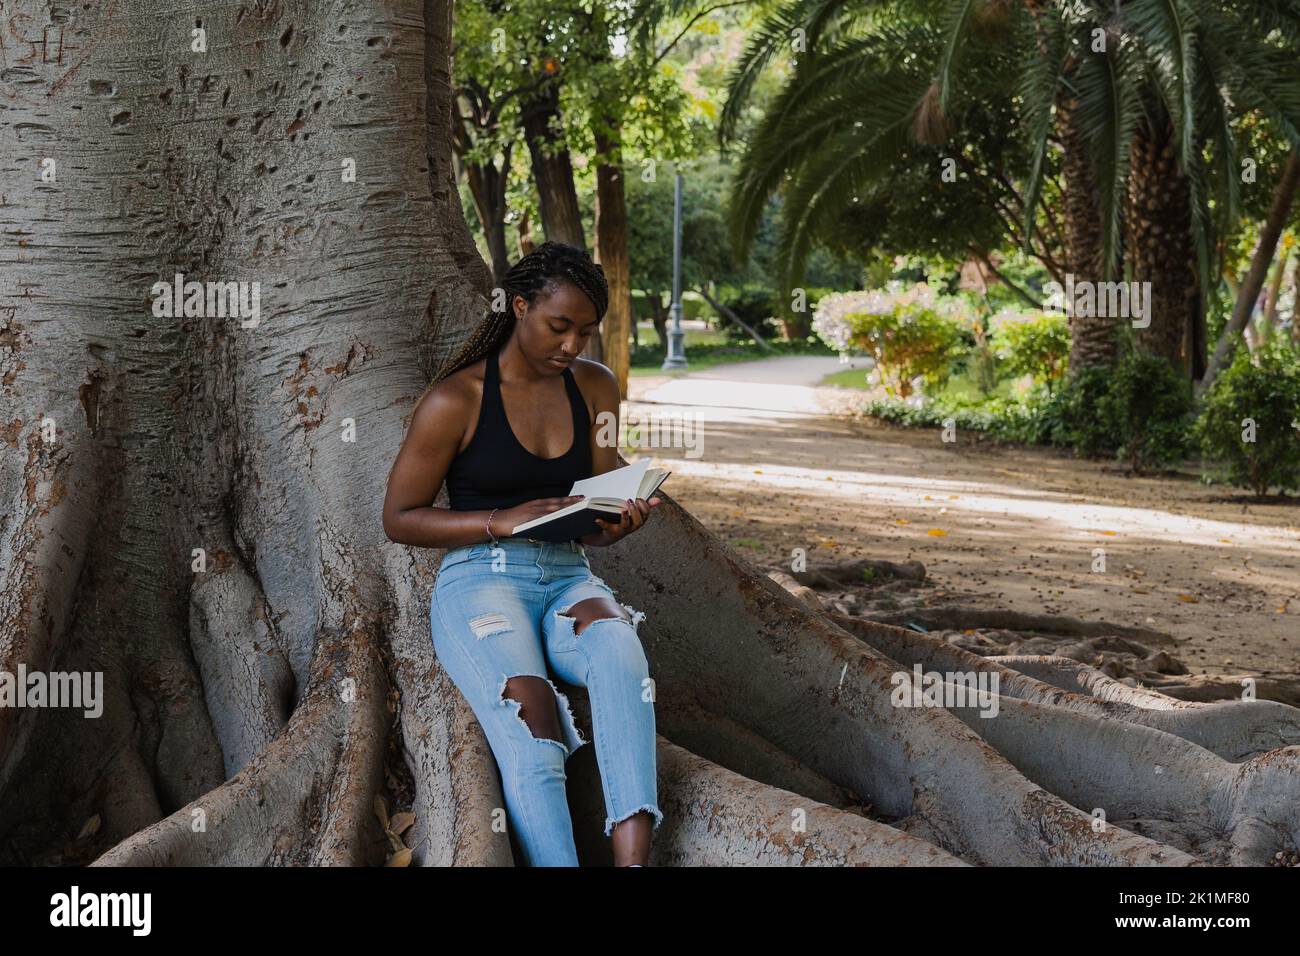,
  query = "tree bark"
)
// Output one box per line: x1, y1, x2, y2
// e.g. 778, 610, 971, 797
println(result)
2, 0, 1298, 869
593, 125, 634, 388
1057, 95, 1116, 373
1126, 116, 1201, 377
452, 89, 512, 284
519, 75, 586, 250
